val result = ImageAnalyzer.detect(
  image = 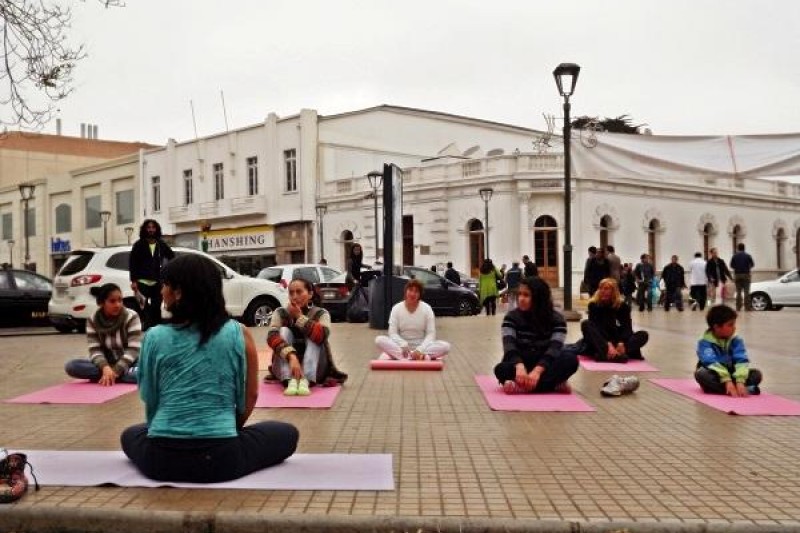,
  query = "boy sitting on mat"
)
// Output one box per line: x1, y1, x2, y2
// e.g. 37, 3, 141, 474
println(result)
695, 304, 762, 397
494, 277, 578, 394
375, 279, 451, 361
